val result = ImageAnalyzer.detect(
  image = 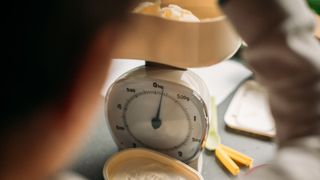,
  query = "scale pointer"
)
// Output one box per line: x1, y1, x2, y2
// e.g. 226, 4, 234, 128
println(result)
151, 88, 164, 129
